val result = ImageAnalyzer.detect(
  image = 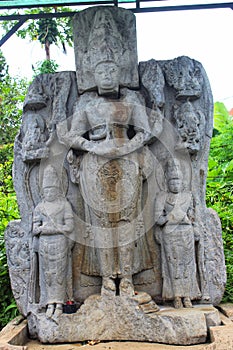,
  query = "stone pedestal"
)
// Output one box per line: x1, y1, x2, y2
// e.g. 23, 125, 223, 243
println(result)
28, 296, 220, 345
